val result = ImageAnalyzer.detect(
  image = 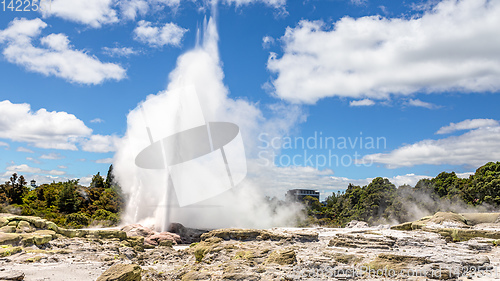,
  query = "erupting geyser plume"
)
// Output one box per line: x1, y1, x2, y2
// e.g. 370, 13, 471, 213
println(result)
114, 4, 304, 231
